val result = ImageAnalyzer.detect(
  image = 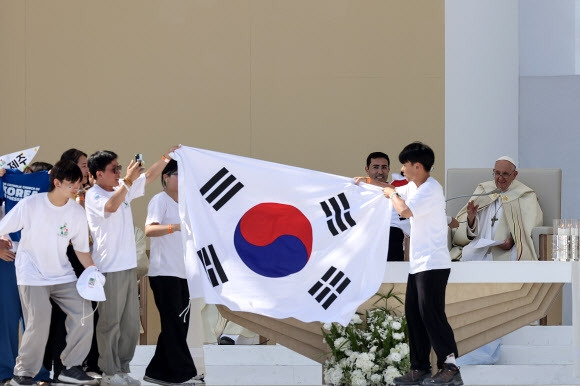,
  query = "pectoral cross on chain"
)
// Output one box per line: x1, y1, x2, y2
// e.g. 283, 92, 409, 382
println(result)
491, 216, 498, 226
